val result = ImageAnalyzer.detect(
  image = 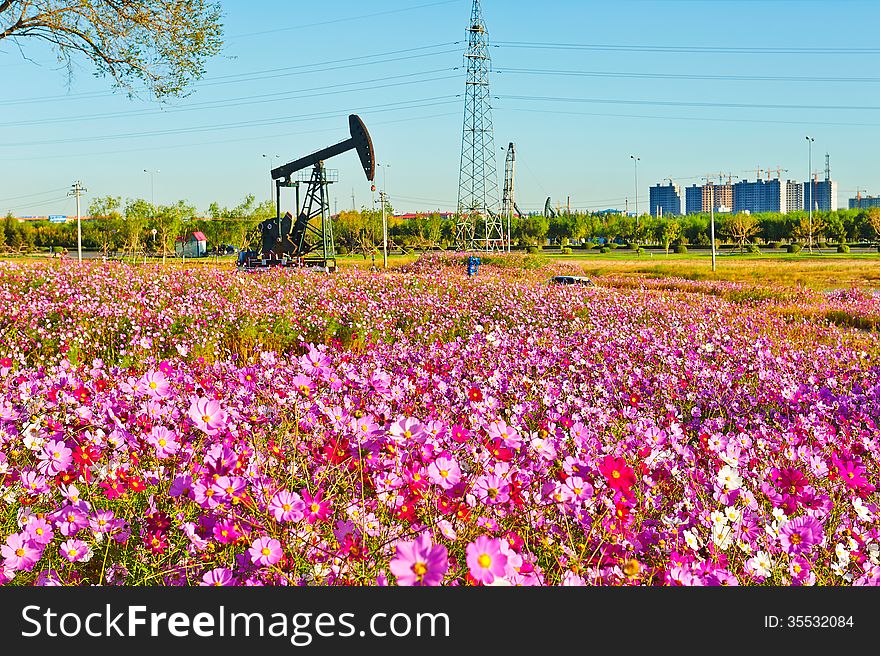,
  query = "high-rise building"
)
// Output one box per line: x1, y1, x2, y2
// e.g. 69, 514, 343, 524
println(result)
785, 180, 804, 213
733, 178, 787, 214
685, 185, 703, 215
649, 181, 682, 216
849, 195, 880, 209
803, 178, 837, 212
